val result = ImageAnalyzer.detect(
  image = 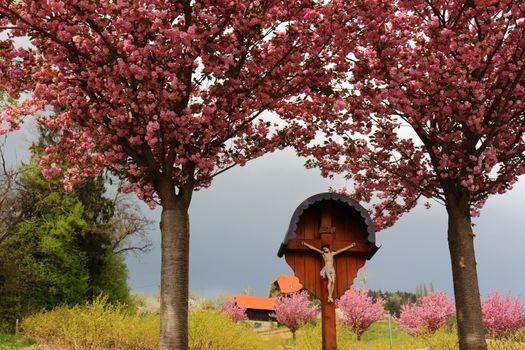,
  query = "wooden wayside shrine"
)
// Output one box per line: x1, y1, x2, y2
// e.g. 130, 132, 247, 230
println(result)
277, 192, 379, 350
